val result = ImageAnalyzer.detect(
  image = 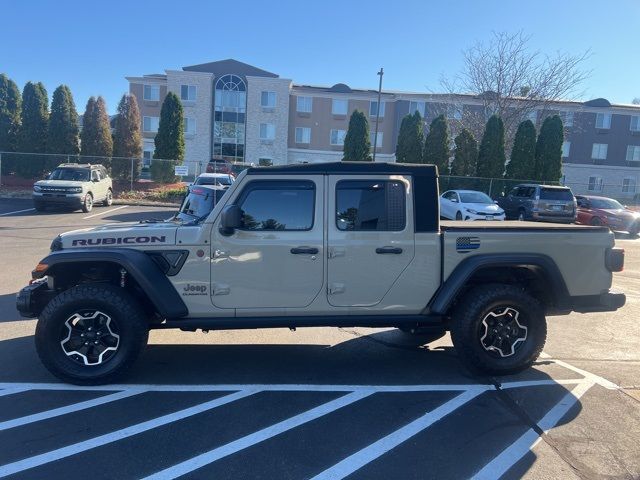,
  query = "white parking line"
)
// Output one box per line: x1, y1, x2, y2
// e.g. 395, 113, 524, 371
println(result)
471, 380, 595, 480
142, 390, 374, 480
0, 388, 30, 398
310, 388, 484, 480
0, 208, 35, 217
82, 205, 128, 220
0, 389, 257, 478
0, 389, 146, 432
